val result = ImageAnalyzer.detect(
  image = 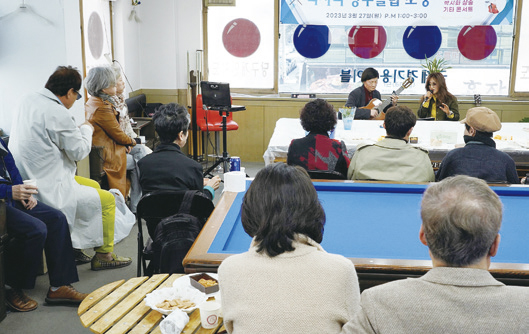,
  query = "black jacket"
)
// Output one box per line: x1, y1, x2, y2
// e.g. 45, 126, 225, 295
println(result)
138, 143, 212, 199
345, 86, 382, 119
436, 138, 519, 184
